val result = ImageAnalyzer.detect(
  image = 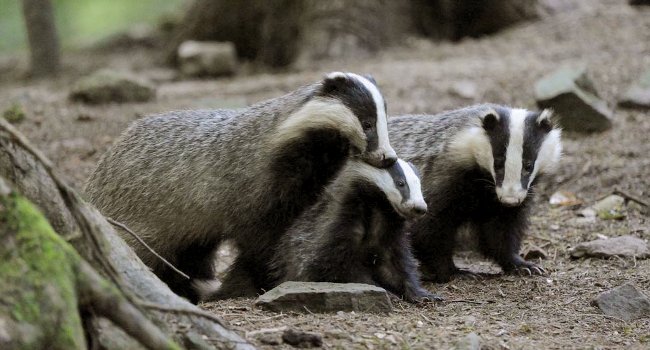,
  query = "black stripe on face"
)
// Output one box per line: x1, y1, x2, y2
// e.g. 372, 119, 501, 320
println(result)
521, 111, 549, 188
387, 161, 410, 203
318, 75, 379, 152
483, 107, 510, 187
